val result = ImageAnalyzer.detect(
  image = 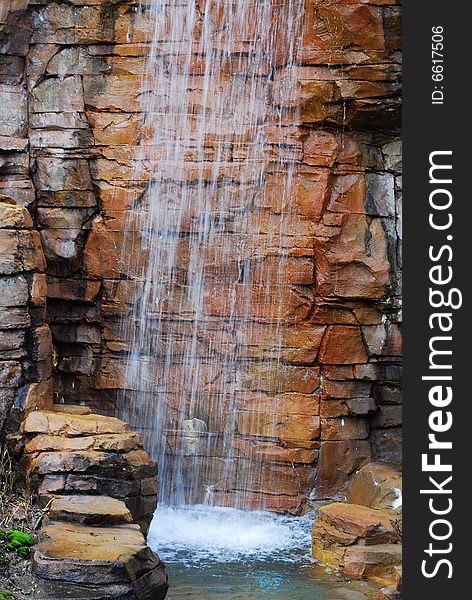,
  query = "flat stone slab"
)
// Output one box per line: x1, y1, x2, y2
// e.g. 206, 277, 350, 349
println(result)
34, 520, 168, 599
26, 449, 157, 480
49, 495, 133, 526
53, 404, 92, 416
38, 521, 145, 565
25, 432, 142, 454
343, 544, 402, 580
22, 410, 130, 437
